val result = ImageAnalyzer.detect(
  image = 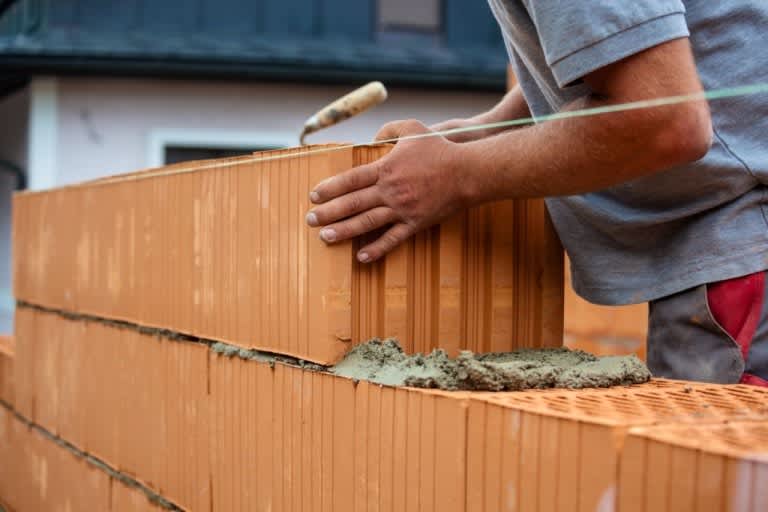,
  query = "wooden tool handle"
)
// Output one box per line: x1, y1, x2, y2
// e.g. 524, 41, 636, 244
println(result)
300, 81, 388, 144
